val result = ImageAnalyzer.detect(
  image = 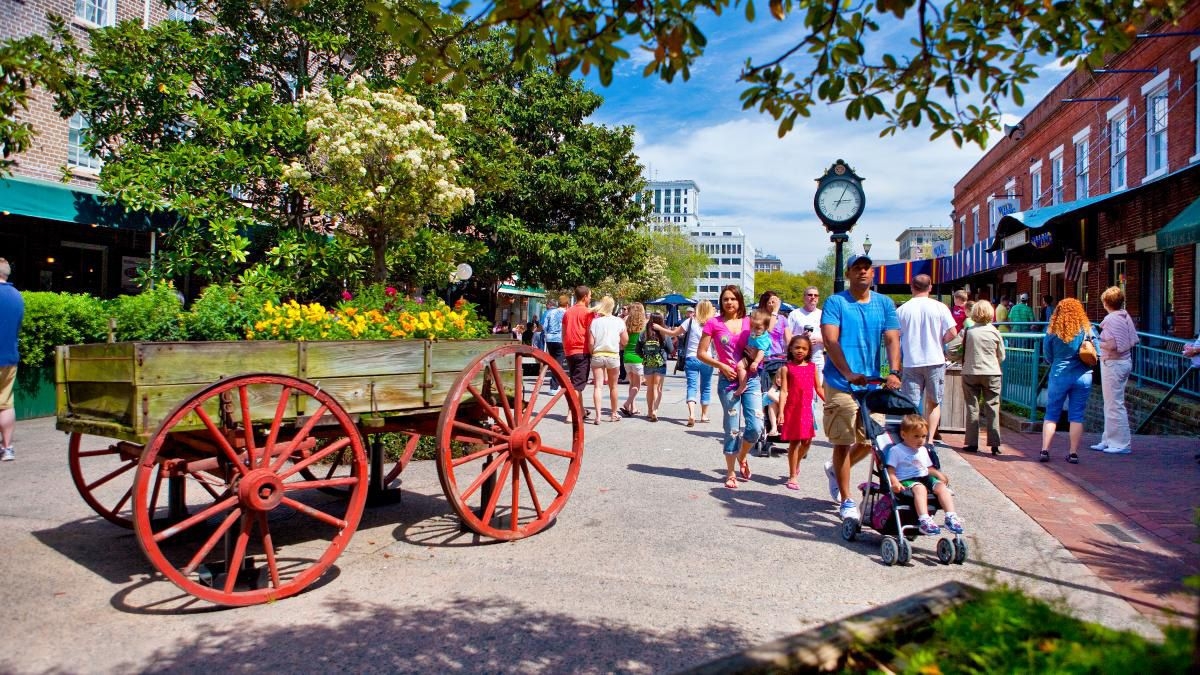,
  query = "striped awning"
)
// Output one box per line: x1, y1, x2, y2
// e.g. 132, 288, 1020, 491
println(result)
875, 258, 937, 286
940, 238, 1007, 282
